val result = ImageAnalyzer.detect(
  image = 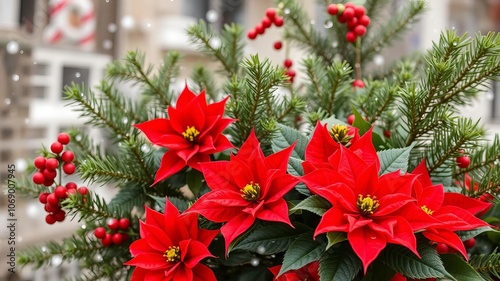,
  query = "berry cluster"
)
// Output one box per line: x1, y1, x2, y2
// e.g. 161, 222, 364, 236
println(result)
94, 218, 130, 247
38, 182, 88, 224
247, 8, 284, 40
32, 133, 75, 186
435, 238, 476, 255
327, 2, 370, 43
283, 59, 296, 83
